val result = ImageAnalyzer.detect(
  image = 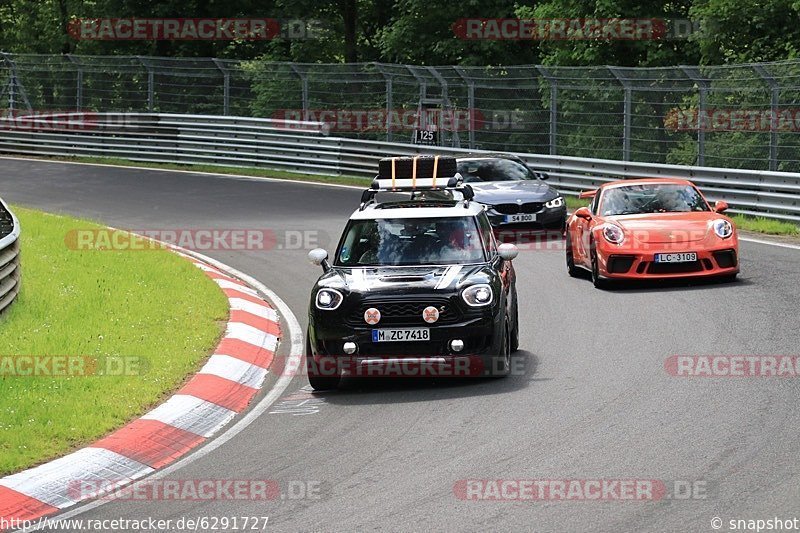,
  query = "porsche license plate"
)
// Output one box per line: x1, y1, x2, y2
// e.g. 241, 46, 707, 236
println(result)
505, 214, 536, 223
655, 252, 697, 263
372, 328, 430, 342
